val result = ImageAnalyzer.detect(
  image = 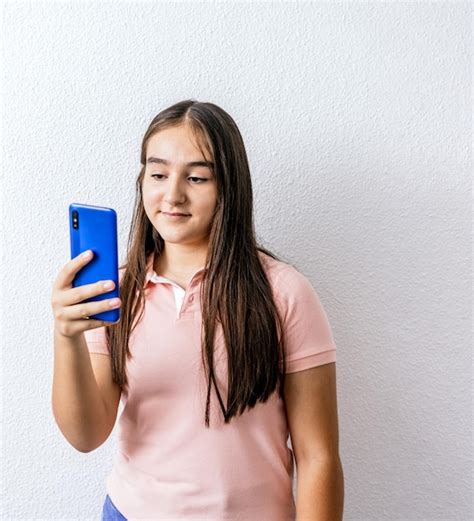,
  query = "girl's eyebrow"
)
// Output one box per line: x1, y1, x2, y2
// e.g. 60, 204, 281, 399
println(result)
146, 156, 214, 169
